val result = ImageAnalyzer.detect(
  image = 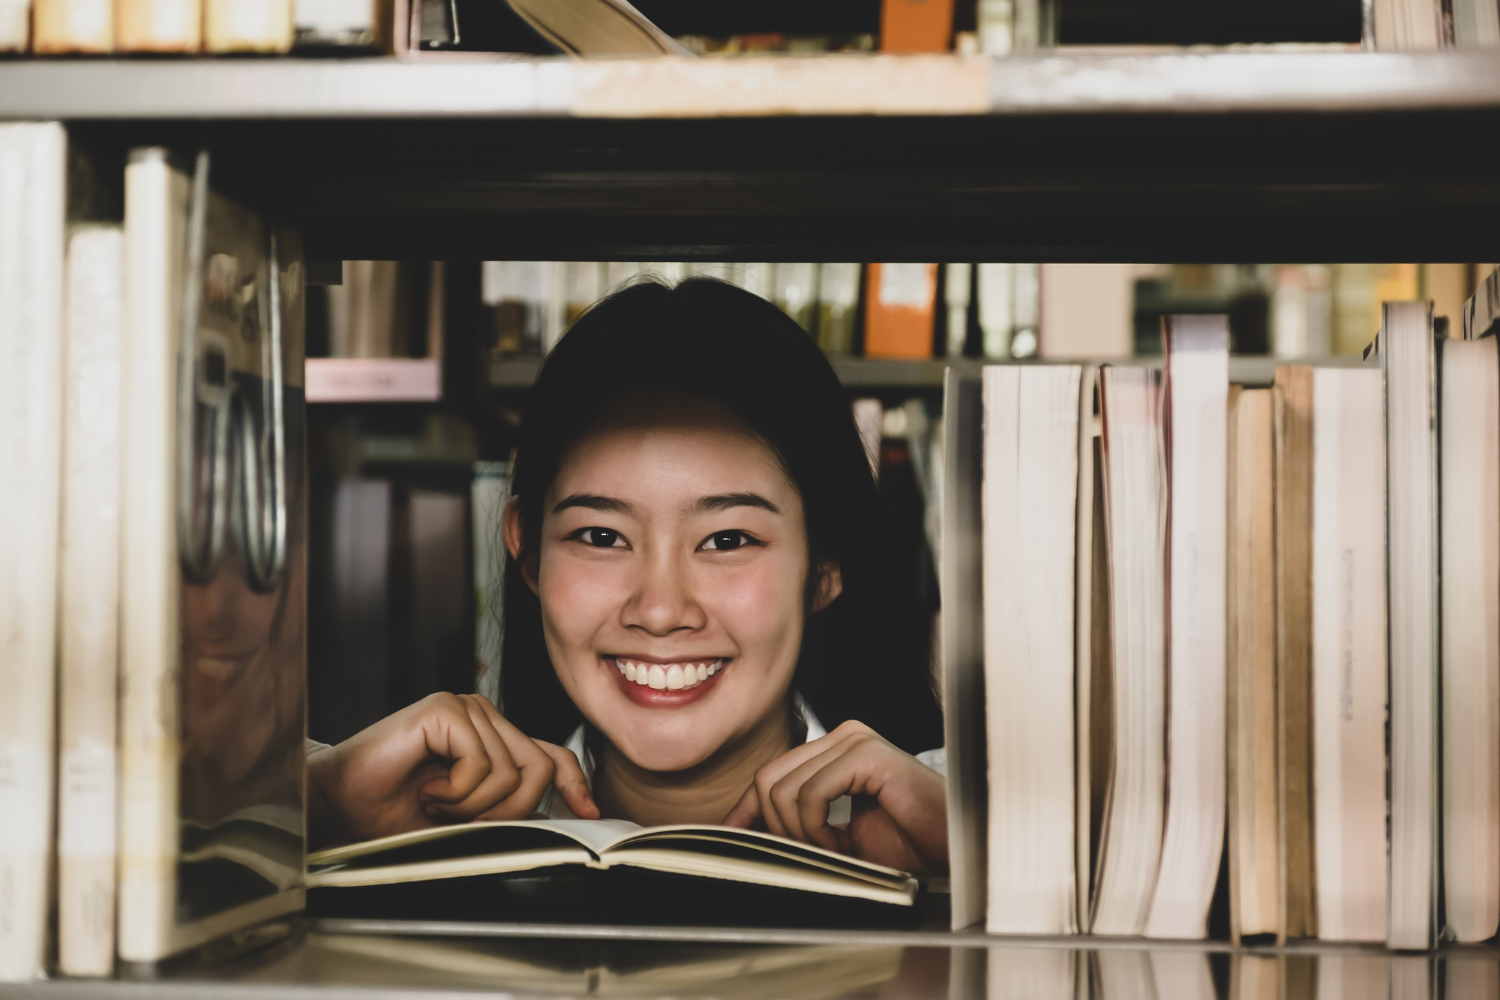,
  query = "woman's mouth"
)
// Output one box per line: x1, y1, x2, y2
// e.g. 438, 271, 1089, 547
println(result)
604, 656, 729, 707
